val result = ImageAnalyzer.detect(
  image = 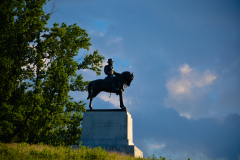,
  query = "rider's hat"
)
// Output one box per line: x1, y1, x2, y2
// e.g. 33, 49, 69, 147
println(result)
107, 58, 114, 63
